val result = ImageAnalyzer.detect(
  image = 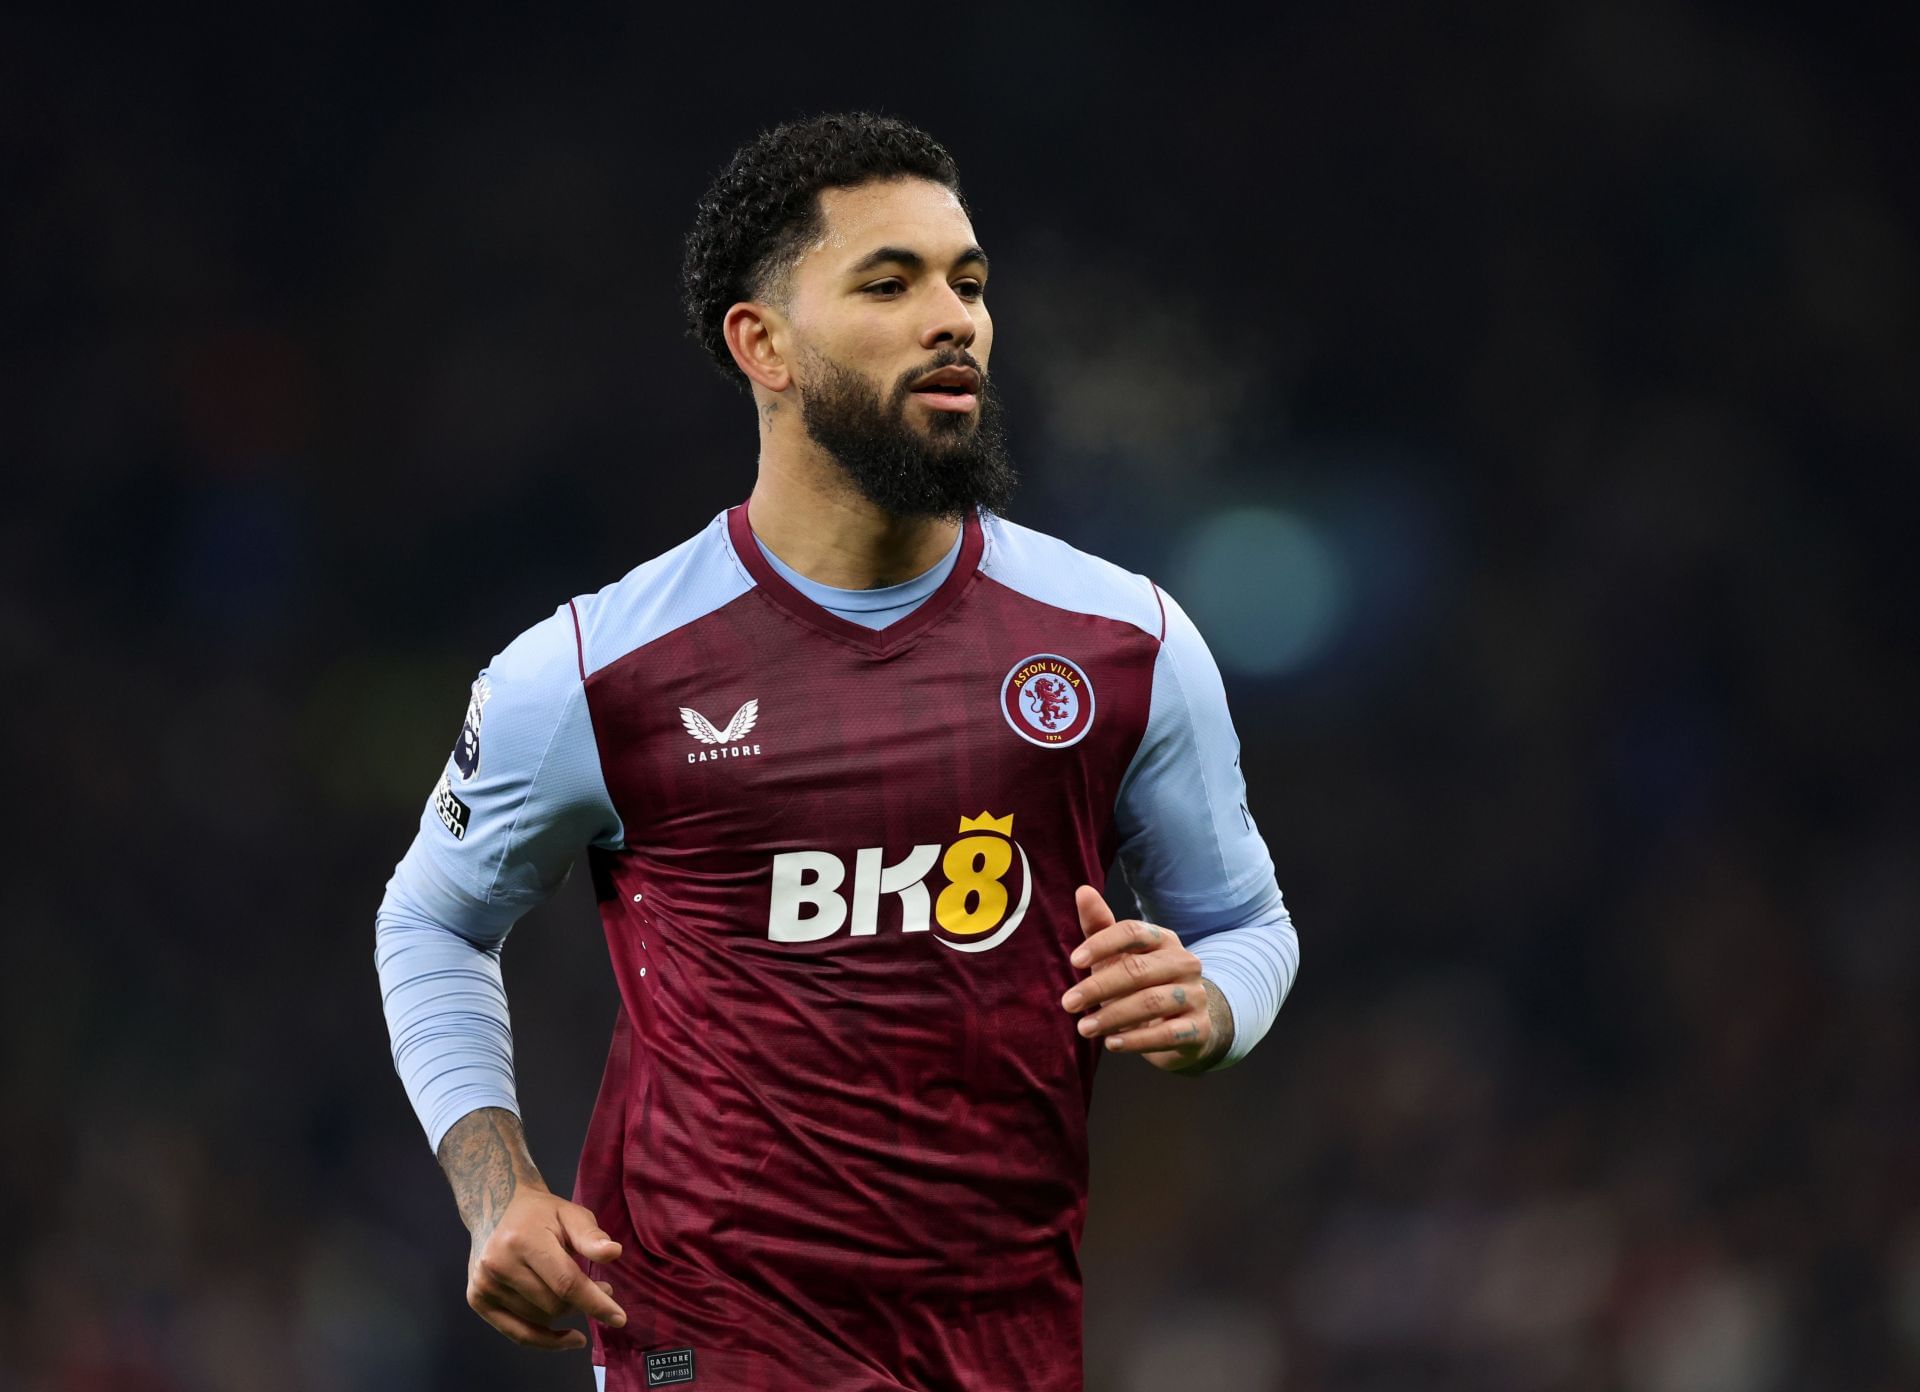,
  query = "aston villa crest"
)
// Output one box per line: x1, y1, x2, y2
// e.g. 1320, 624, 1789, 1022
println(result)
1001, 654, 1095, 748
